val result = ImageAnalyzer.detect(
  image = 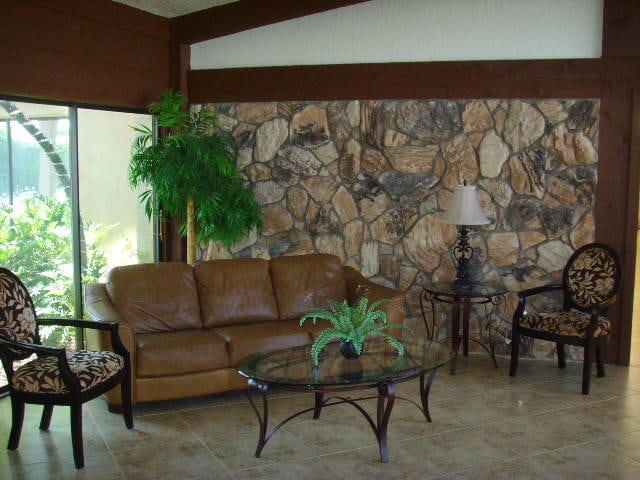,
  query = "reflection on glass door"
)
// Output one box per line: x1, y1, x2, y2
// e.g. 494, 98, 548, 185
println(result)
77, 108, 155, 276
0, 101, 76, 348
